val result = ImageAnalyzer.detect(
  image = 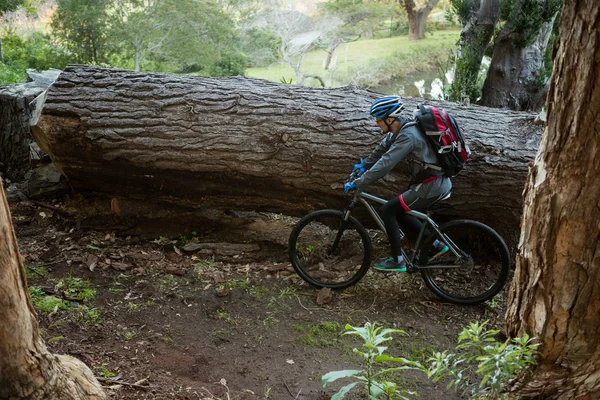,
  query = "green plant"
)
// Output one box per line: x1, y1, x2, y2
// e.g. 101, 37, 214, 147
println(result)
296, 321, 344, 348
322, 322, 420, 399
248, 285, 269, 298
48, 336, 65, 343
424, 321, 539, 399
179, 231, 198, 244
278, 286, 297, 298
29, 286, 69, 313
127, 302, 140, 313
24, 264, 49, 279
216, 309, 237, 325
74, 306, 101, 325
124, 330, 137, 341
97, 365, 116, 380
158, 274, 177, 287
55, 275, 96, 302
